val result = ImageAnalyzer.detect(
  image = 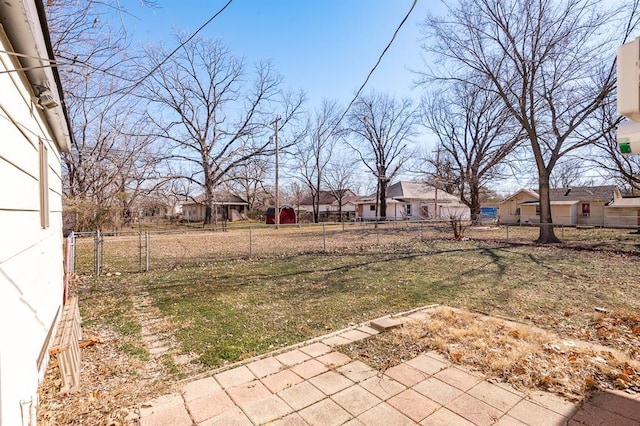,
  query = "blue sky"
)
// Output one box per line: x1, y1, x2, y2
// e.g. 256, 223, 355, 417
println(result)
118, 1, 449, 192
124, 0, 438, 112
